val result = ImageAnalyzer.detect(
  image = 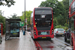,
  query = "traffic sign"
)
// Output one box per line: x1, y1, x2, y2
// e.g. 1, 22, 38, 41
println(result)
20, 22, 24, 26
